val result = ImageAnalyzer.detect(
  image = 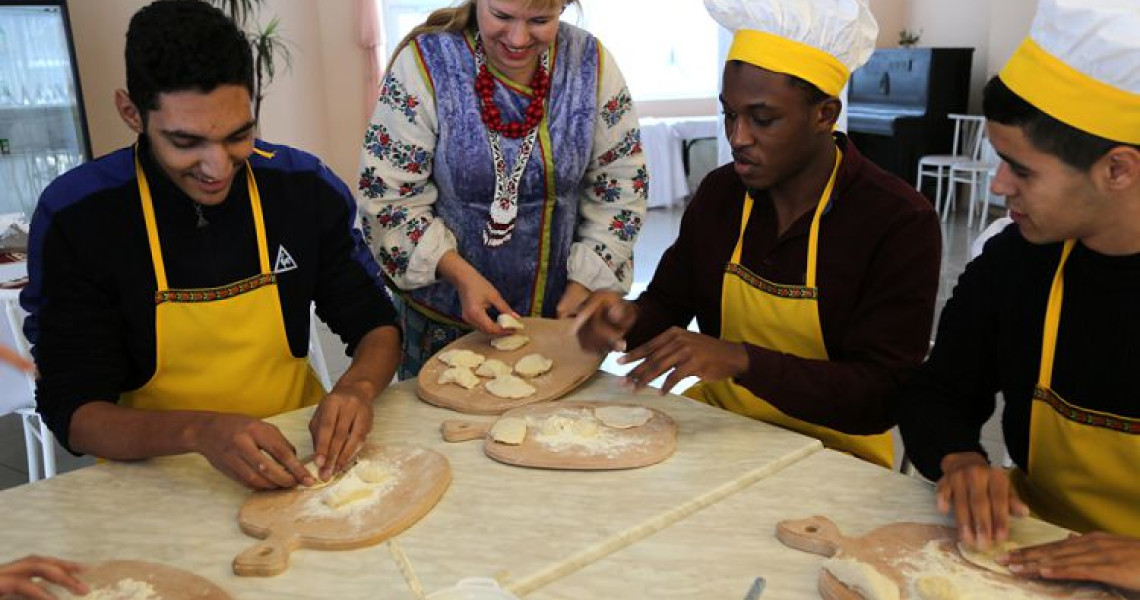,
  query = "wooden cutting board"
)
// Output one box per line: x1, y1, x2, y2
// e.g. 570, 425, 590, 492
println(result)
233, 443, 450, 577
441, 401, 676, 470
52, 560, 231, 599
416, 317, 603, 415
776, 515, 1126, 599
